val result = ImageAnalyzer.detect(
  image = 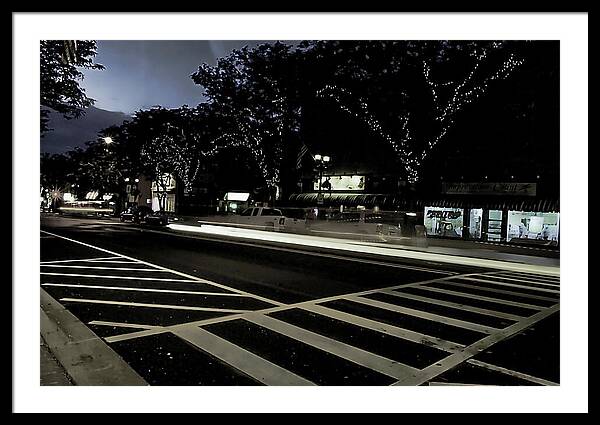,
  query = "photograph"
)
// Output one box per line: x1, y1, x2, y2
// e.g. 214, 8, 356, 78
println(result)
12, 12, 588, 413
